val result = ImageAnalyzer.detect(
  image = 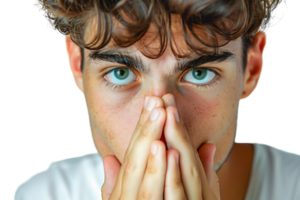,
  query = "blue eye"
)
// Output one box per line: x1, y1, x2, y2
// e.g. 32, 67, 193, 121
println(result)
101, 67, 218, 90
183, 68, 216, 84
105, 68, 136, 85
